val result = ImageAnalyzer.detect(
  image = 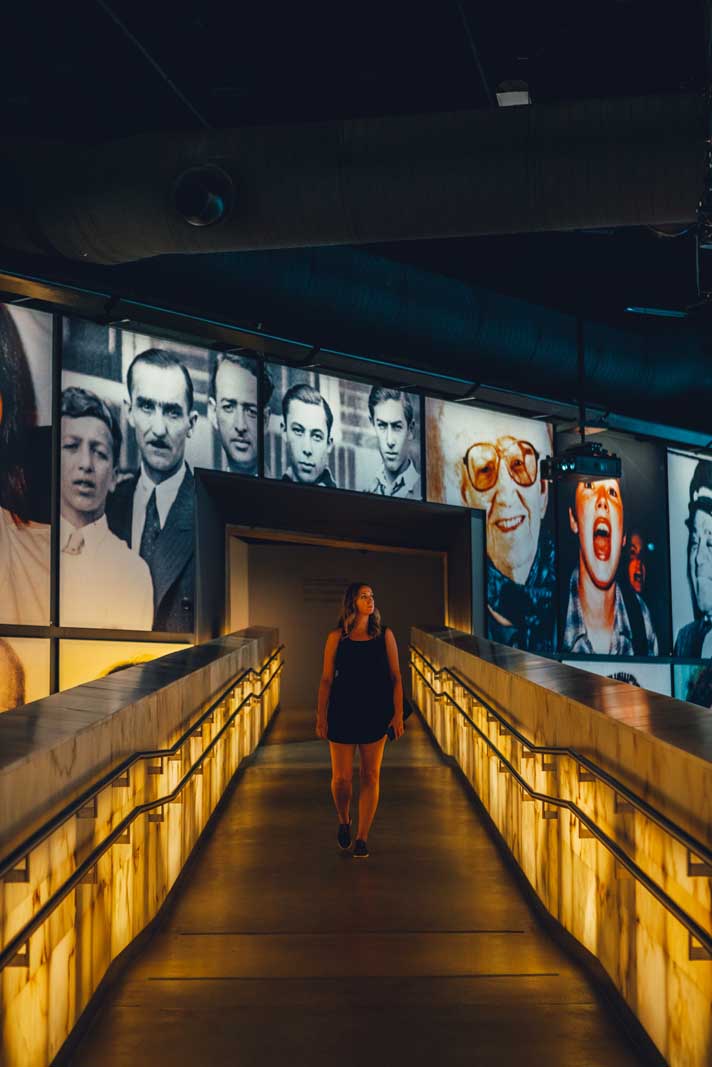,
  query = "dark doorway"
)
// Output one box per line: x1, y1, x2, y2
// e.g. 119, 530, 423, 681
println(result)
228, 531, 444, 707
195, 471, 484, 645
